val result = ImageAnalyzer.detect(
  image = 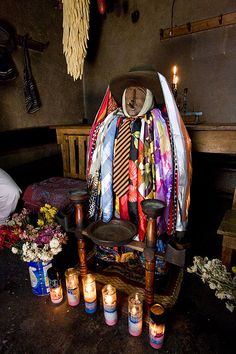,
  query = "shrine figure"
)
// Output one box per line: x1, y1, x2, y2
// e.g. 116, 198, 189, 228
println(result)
86, 67, 192, 269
